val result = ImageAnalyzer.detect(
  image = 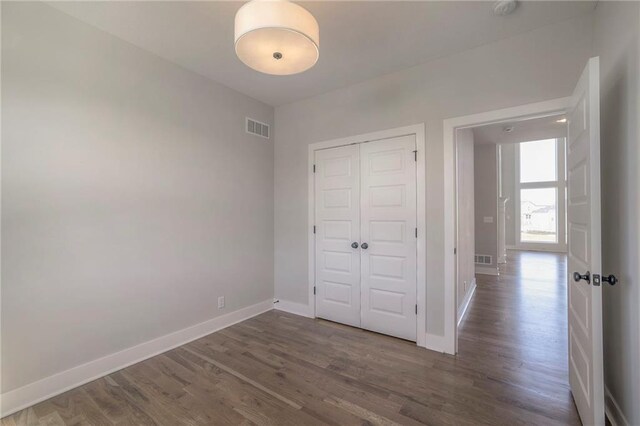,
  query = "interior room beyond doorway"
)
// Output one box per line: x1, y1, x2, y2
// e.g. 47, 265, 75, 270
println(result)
454, 111, 569, 336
